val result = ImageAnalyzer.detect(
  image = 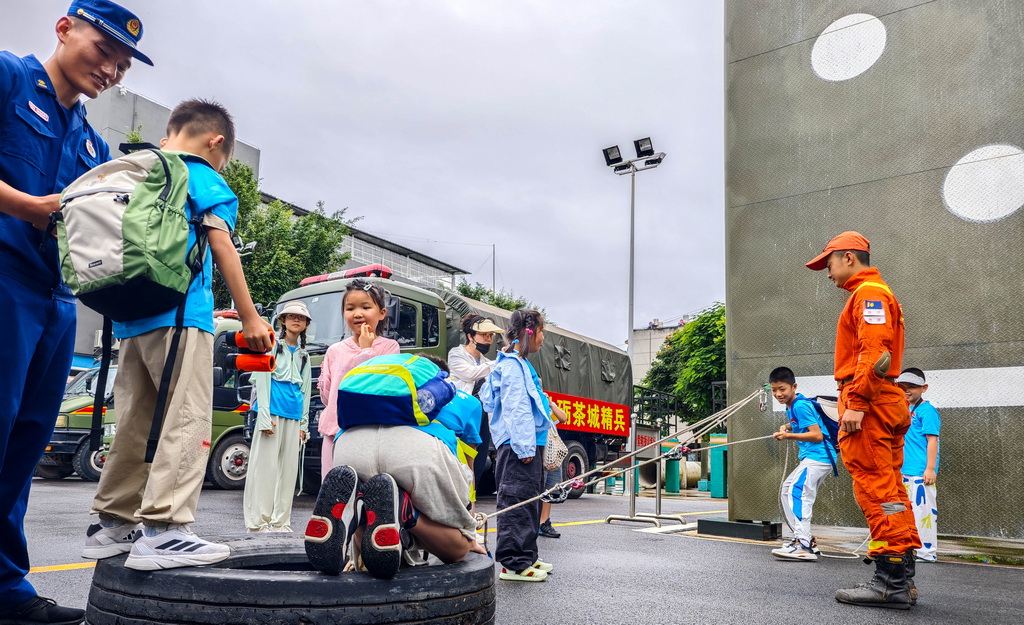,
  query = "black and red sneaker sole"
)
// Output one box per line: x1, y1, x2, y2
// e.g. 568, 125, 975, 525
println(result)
304, 465, 359, 575
360, 473, 403, 579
